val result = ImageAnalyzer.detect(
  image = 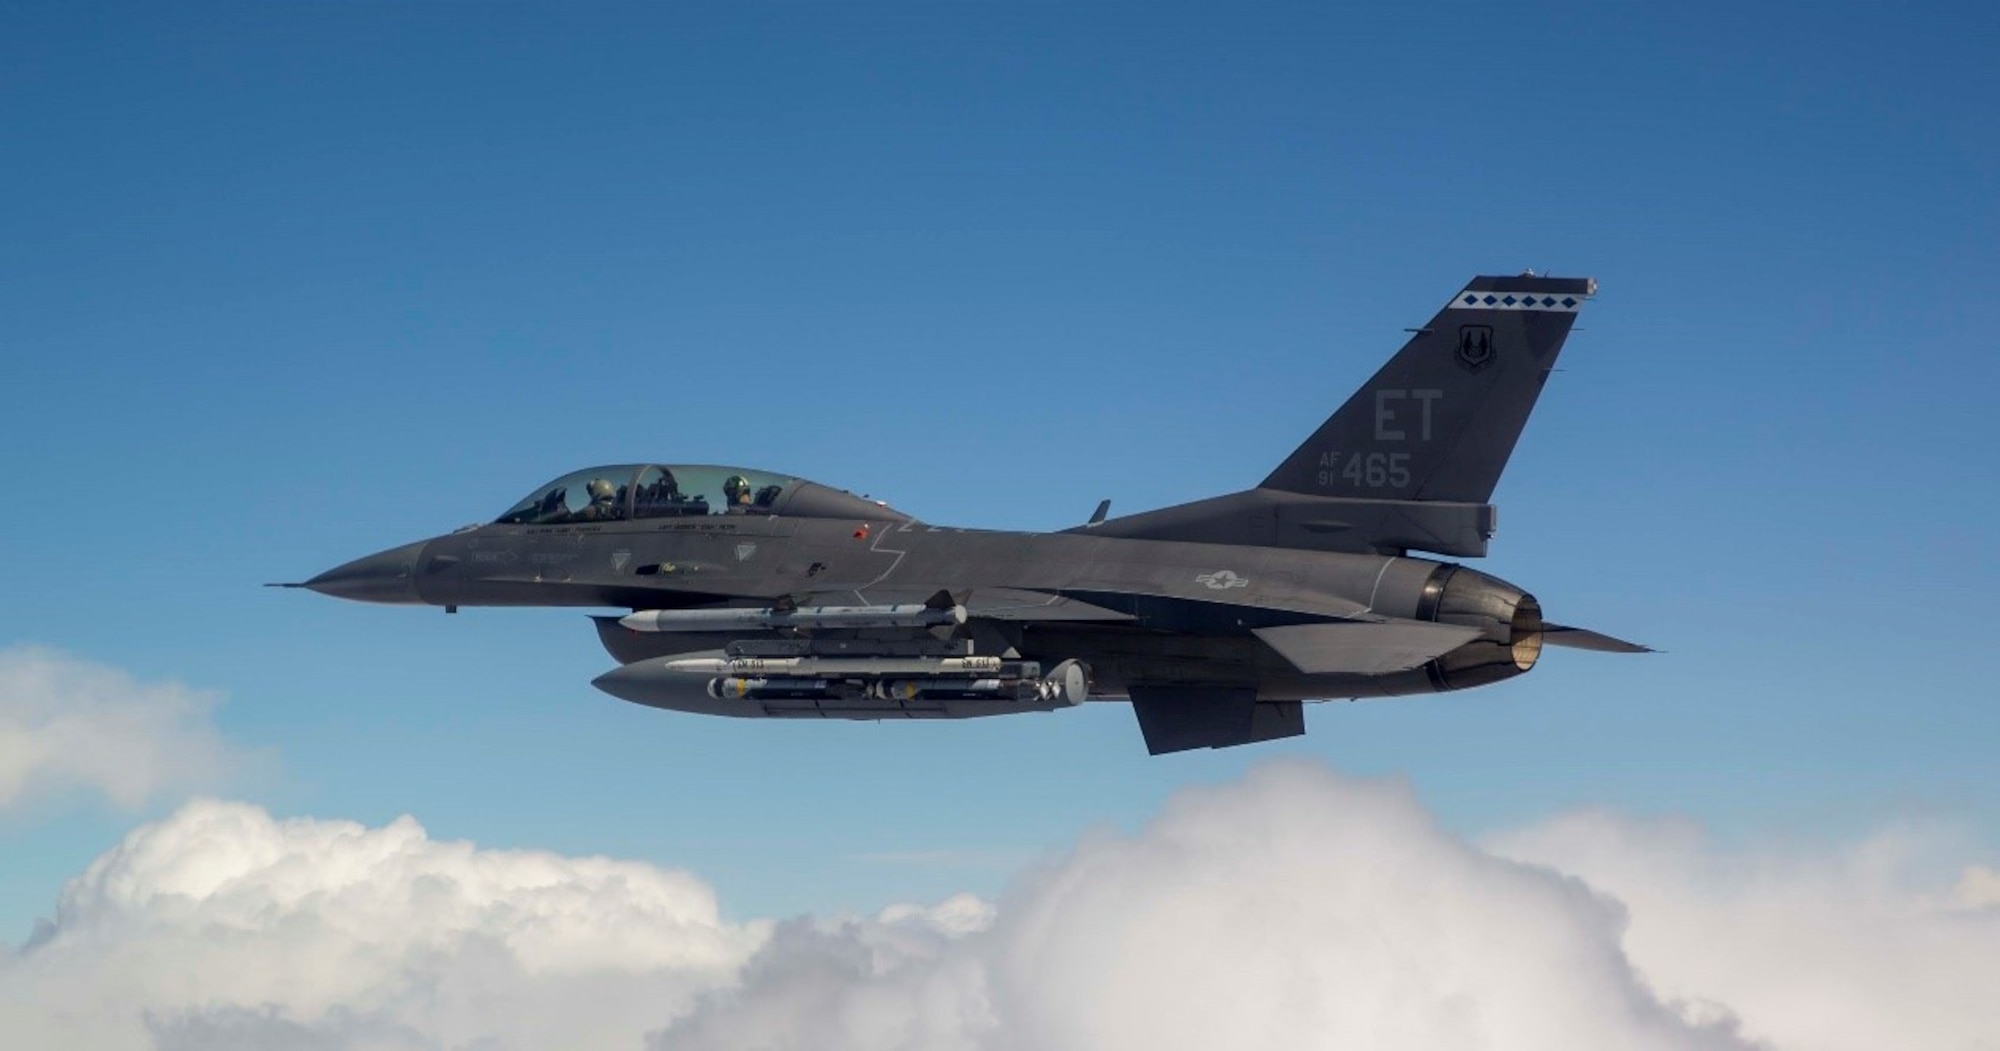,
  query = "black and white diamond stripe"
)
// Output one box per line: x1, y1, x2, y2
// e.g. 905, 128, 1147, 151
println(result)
1449, 290, 1585, 312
